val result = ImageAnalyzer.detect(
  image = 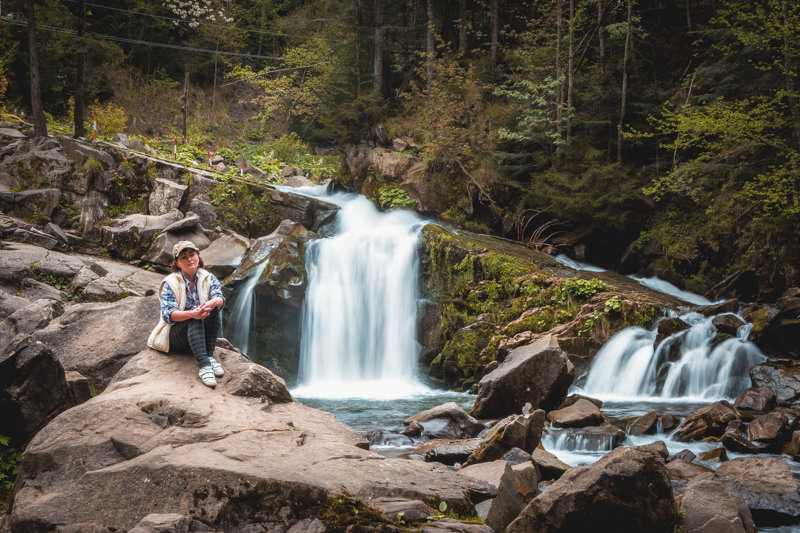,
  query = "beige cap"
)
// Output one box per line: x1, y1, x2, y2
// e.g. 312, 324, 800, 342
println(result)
173, 240, 199, 259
